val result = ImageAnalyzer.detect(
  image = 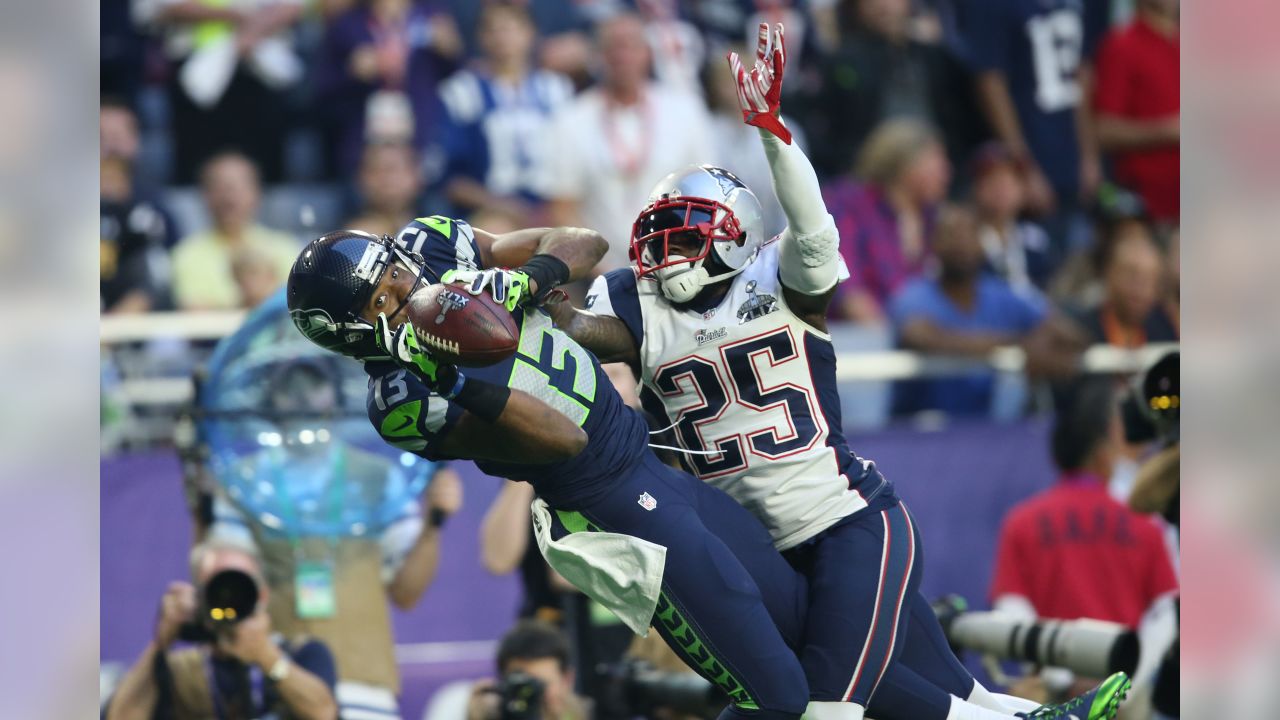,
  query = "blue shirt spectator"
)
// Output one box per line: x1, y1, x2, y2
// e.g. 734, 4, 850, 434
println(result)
888, 204, 1085, 416
437, 1, 574, 223
891, 274, 1046, 415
